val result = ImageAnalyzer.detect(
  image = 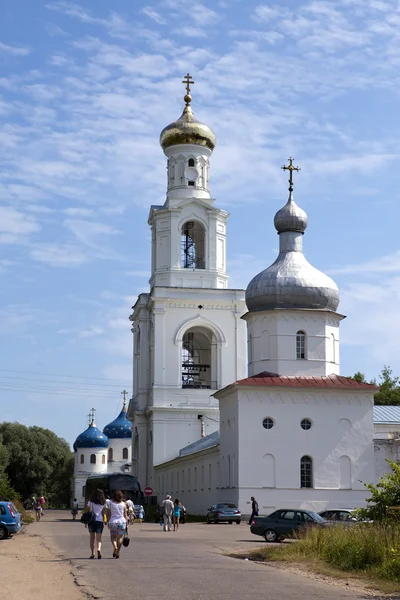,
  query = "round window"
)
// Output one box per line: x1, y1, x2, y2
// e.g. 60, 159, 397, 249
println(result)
262, 417, 274, 430
301, 418, 312, 430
